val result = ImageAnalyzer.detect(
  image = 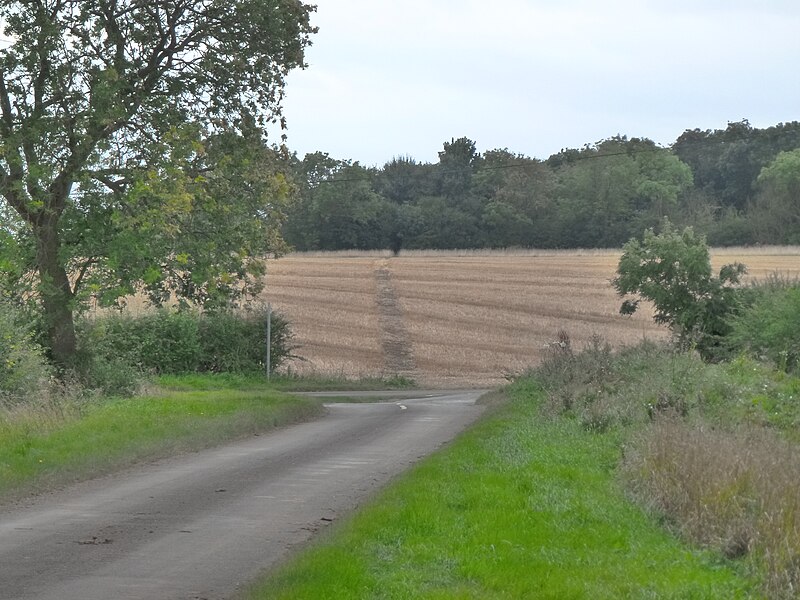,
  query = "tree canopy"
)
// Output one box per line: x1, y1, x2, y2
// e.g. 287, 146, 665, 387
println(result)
0, 0, 316, 366
284, 122, 800, 254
